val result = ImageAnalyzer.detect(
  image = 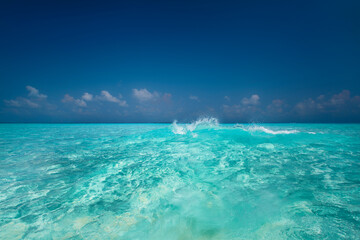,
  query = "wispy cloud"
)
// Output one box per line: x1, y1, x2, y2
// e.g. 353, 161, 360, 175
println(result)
267, 99, 286, 113
330, 90, 351, 106
295, 90, 360, 117
26, 86, 47, 99
4, 86, 47, 109
62, 94, 87, 107
131, 88, 173, 117
97, 90, 127, 106
189, 95, 199, 101
132, 88, 172, 105
132, 88, 159, 102
4, 98, 39, 108
223, 94, 261, 112
241, 94, 260, 105
222, 94, 263, 121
